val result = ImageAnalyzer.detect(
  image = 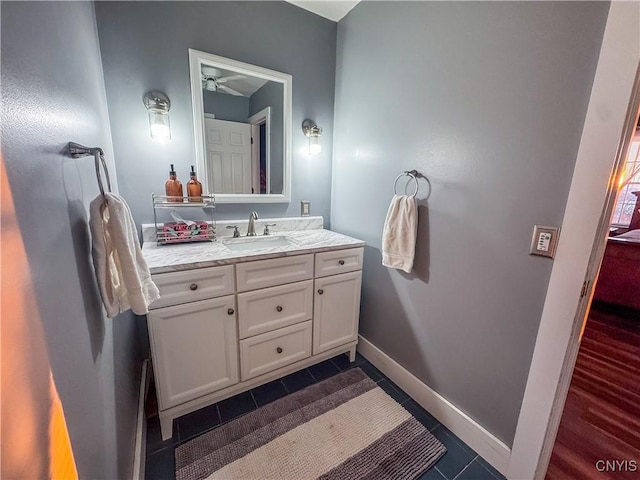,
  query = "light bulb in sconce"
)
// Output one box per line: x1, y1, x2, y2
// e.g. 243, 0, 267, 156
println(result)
309, 135, 322, 155
149, 112, 171, 140
302, 119, 322, 156
144, 90, 171, 140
